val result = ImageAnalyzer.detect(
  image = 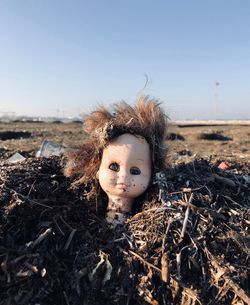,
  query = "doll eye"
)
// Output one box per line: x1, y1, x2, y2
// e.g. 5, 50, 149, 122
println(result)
109, 162, 120, 172
130, 167, 141, 175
